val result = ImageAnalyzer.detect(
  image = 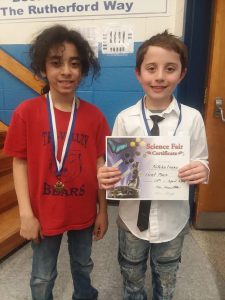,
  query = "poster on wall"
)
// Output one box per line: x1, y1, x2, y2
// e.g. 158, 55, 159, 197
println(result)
102, 25, 134, 55
0, 0, 169, 22
106, 136, 190, 201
